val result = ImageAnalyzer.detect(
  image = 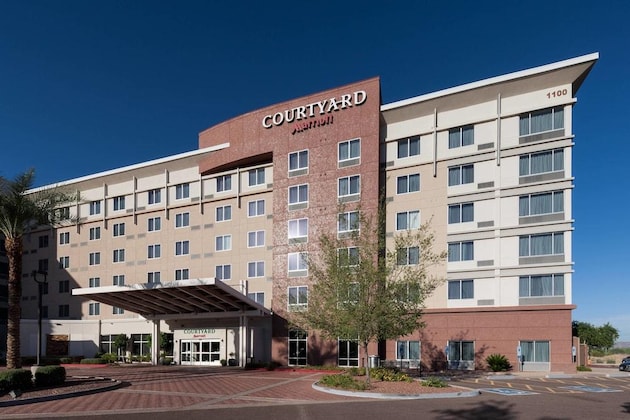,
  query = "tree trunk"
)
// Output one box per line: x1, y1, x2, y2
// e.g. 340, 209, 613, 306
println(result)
362, 342, 371, 384
6, 236, 23, 369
